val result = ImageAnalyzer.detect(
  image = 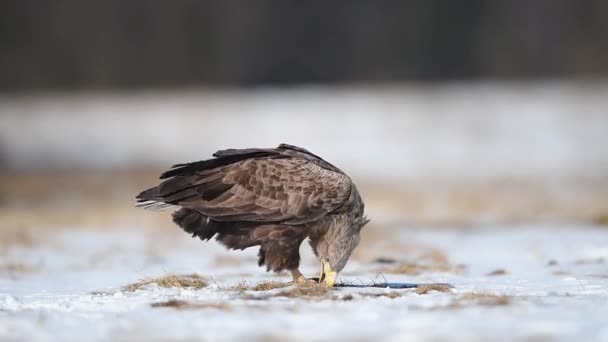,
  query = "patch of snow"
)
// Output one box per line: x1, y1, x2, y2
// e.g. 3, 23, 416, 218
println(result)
1, 224, 607, 340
